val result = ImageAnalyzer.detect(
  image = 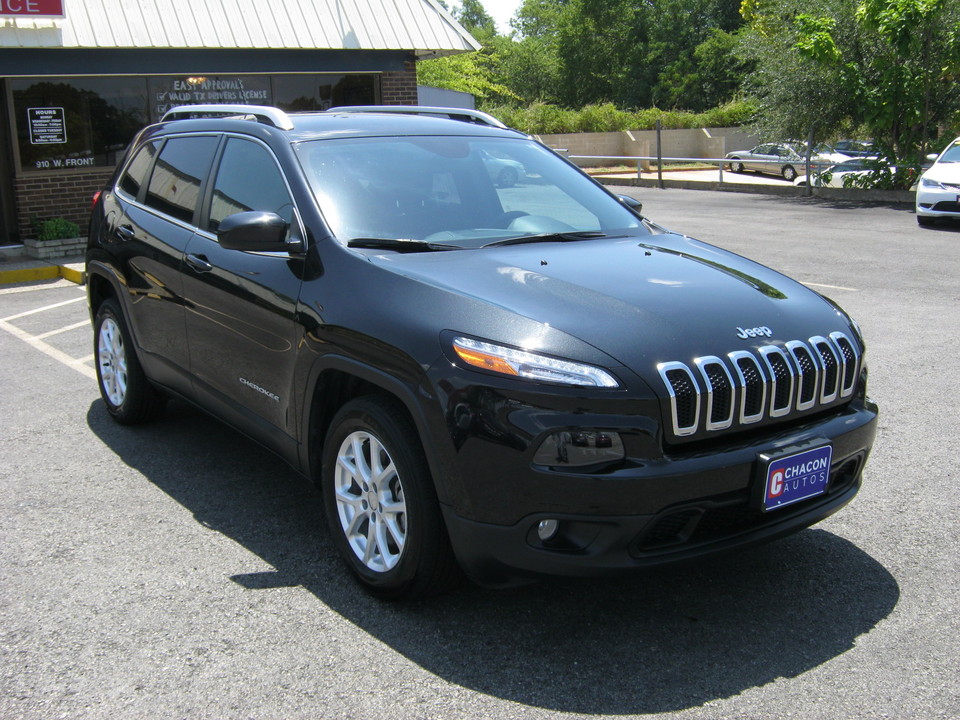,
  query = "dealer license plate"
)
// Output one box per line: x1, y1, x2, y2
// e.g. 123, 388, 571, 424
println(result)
760, 445, 833, 512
